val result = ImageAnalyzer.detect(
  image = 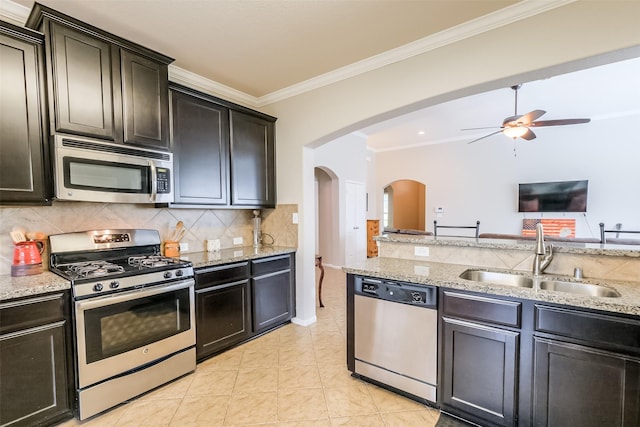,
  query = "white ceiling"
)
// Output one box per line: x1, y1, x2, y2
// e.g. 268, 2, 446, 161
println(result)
3, 0, 638, 151
361, 56, 640, 151
7, 0, 519, 98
